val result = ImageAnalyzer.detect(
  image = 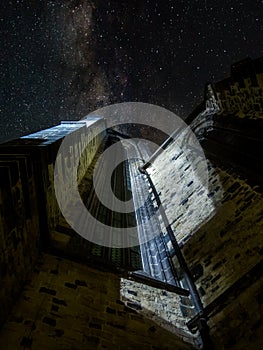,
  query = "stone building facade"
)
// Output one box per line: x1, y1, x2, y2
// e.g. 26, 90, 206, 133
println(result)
0, 57, 262, 349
